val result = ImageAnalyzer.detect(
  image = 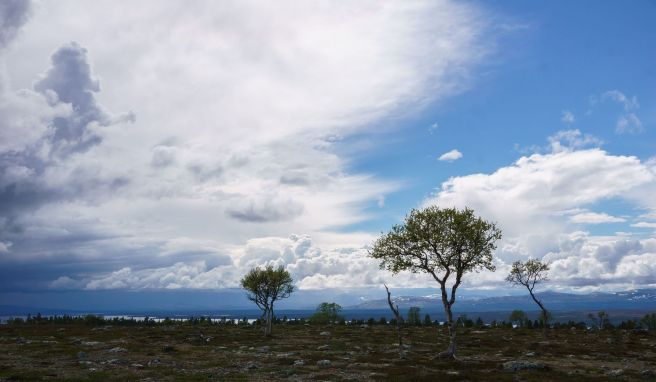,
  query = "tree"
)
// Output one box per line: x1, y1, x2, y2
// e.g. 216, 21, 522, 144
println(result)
371, 206, 501, 358
588, 311, 609, 330
310, 302, 343, 324
423, 314, 432, 326
506, 259, 550, 336
407, 306, 421, 326
509, 310, 528, 328
240, 265, 294, 337
384, 284, 405, 356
